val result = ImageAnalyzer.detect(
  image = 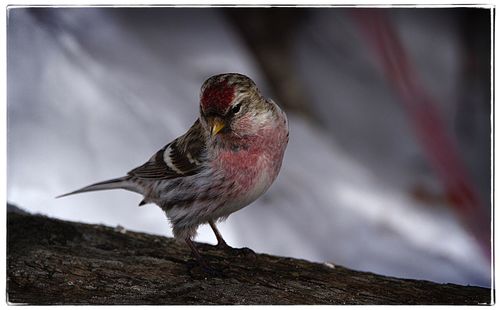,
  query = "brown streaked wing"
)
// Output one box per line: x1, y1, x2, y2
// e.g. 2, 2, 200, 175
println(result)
127, 120, 206, 180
